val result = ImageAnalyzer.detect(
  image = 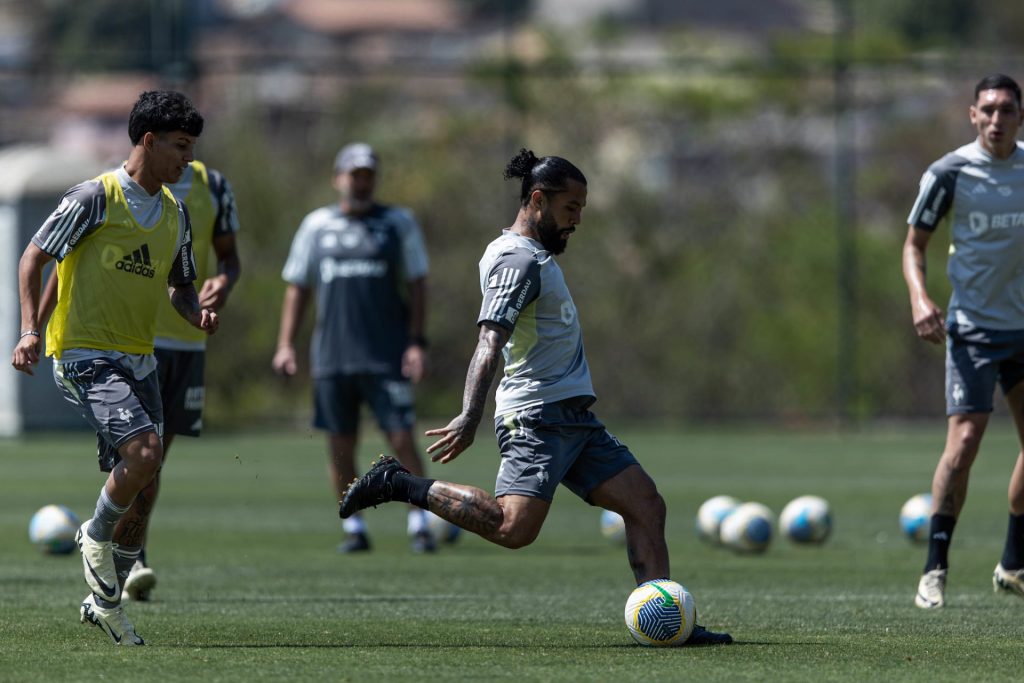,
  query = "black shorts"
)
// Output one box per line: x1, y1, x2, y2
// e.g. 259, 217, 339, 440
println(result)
945, 321, 1024, 415
313, 373, 416, 435
155, 347, 206, 437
